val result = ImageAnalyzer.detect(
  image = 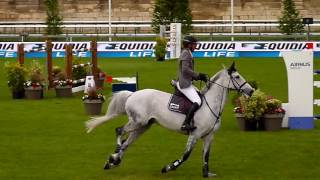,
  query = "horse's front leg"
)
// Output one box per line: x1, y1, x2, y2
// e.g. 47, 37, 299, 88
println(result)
161, 135, 197, 173
202, 131, 216, 177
